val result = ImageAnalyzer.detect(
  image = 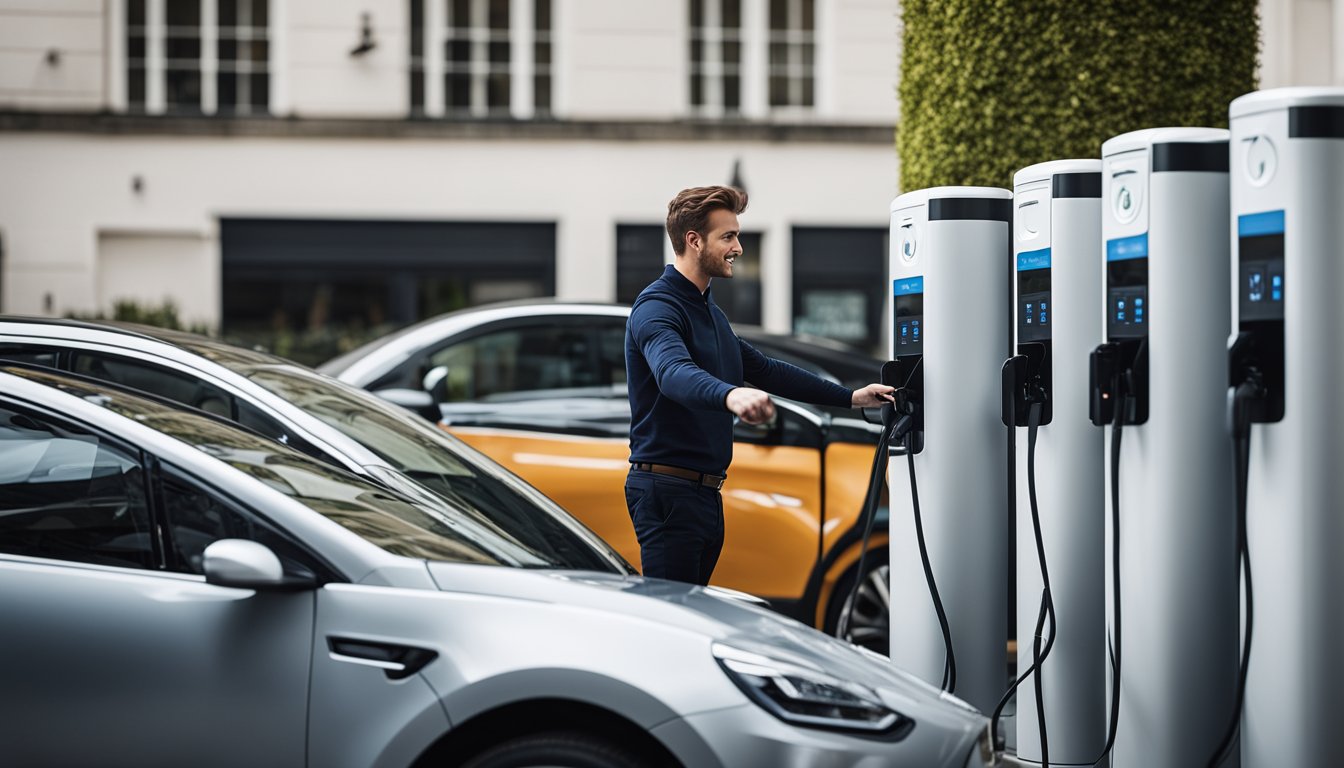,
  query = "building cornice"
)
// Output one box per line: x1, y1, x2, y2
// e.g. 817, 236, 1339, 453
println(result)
0, 111, 897, 144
